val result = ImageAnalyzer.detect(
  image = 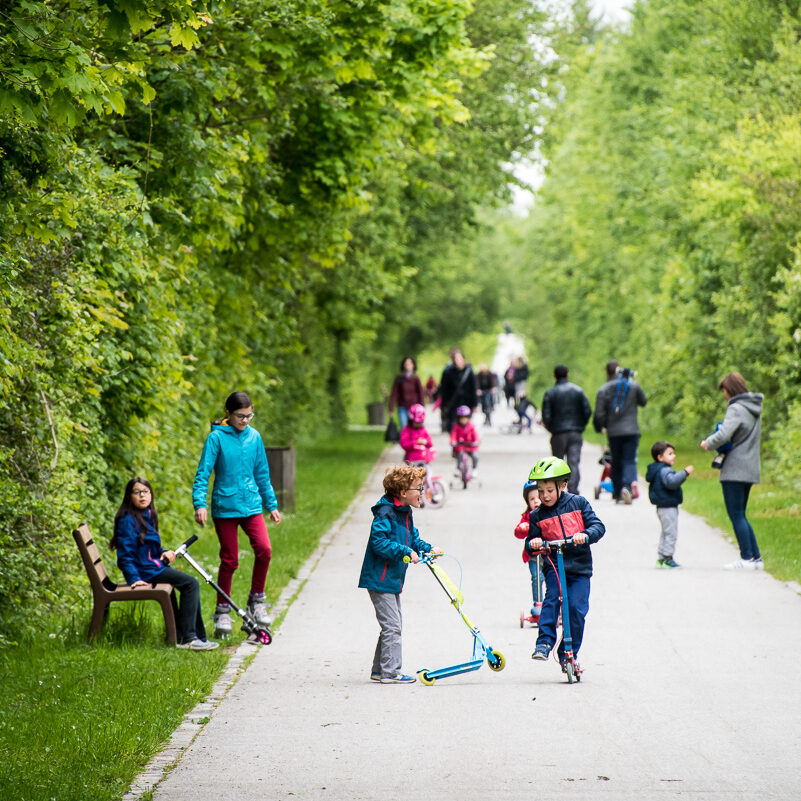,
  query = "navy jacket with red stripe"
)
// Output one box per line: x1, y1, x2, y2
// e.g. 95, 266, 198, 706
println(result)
525, 492, 605, 577
358, 495, 431, 593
